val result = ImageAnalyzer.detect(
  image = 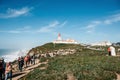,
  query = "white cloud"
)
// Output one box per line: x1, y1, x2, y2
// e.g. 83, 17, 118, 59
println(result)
85, 21, 101, 33
49, 21, 59, 28
86, 30, 93, 33
84, 13, 120, 33
37, 20, 67, 33
104, 20, 111, 24
37, 21, 59, 33
60, 21, 67, 27
0, 30, 20, 33
92, 21, 101, 24
0, 7, 32, 18
0, 26, 32, 34
9, 30, 21, 33
86, 24, 95, 29
104, 13, 120, 24
17, 26, 31, 31
0, 20, 67, 34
